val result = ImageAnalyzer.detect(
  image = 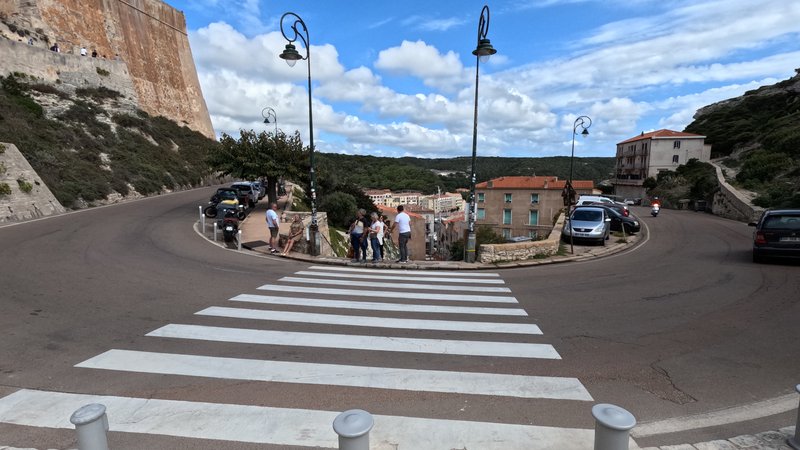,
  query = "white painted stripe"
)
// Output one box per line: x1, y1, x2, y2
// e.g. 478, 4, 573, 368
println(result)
230, 294, 528, 316
197, 306, 542, 335
0, 389, 597, 449
280, 276, 512, 293
257, 284, 518, 303
632, 392, 800, 438
78, 349, 591, 400
308, 265, 501, 277
295, 270, 506, 284
147, 324, 561, 359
